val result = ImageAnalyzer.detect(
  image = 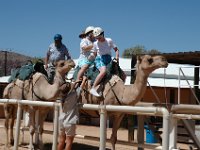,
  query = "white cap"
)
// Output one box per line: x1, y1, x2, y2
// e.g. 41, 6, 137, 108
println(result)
93, 27, 104, 37
85, 26, 95, 34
